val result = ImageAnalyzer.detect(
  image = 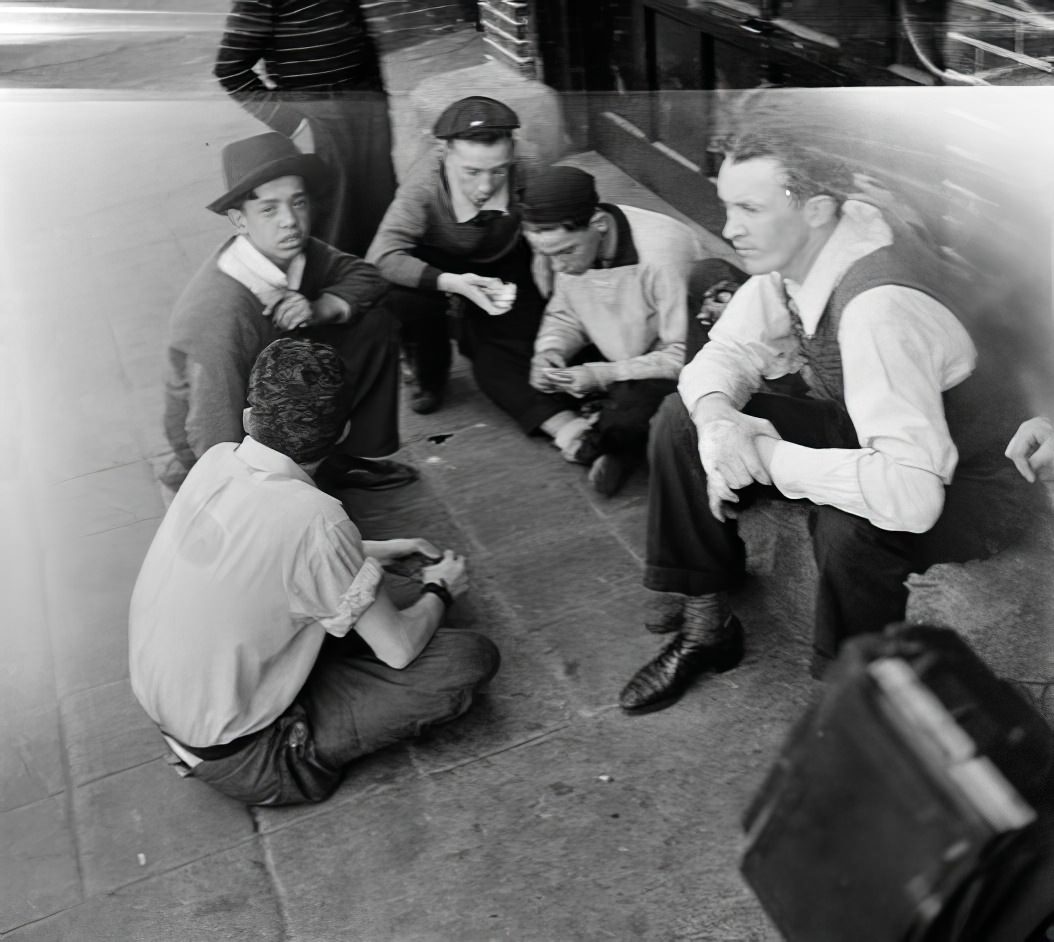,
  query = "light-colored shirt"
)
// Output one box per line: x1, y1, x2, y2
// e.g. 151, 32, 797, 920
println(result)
535, 204, 702, 384
679, 200, 977, 533
129, 436, 379, 749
